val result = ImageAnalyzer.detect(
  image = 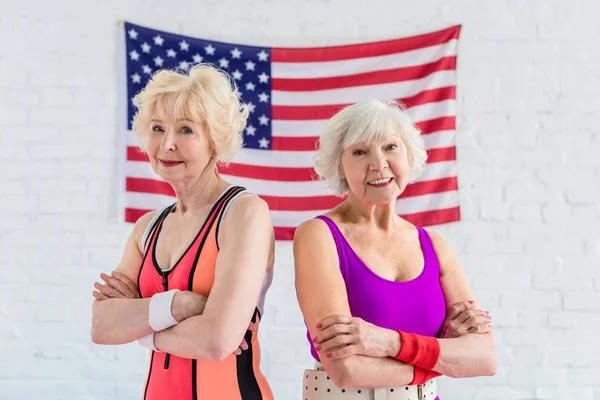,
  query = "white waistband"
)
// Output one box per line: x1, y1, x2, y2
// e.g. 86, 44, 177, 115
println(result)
303, 363, 437, 400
